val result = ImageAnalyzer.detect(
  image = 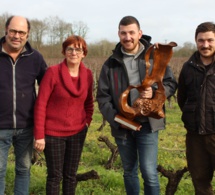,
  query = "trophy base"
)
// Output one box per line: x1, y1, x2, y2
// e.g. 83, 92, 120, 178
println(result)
114, 114, 141, 131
